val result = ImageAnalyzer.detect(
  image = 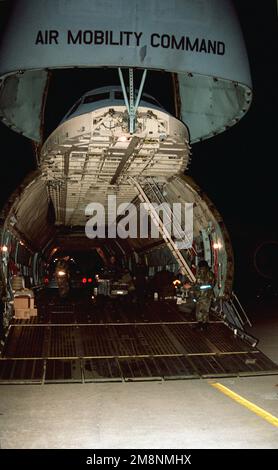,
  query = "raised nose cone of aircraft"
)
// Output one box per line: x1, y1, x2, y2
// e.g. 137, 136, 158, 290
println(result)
0, 0, 252, 142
